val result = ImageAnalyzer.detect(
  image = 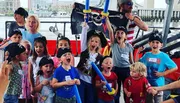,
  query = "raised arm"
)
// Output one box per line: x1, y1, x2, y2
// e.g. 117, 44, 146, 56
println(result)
106, 17, 115, 43
80, 22, 89, 52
